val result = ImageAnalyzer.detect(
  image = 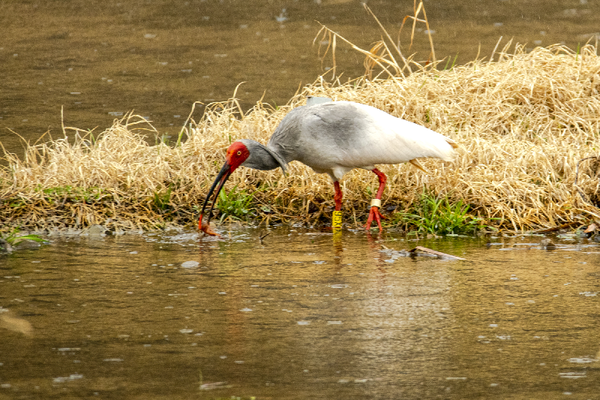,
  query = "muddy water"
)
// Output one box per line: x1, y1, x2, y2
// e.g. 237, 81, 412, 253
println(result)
1, 0, 600, 158
1, 228, 599, 399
